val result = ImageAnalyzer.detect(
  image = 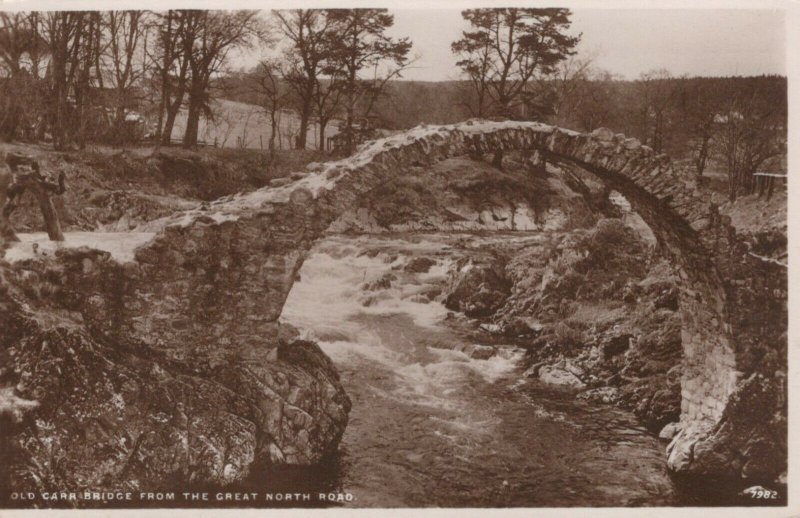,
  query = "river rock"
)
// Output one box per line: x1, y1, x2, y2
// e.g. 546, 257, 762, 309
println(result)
502, 317, 544, 337
269, 177, 293, 187
538, 365, 586, 389
578, 386, 619, 404
563, 359, 585, 378
456, 343, 496, 360
479, 323, 502, 334
362, 272, 397, 291
658, 422, 682, 440
443, 256, 510, 318
404, 257, 436, 273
